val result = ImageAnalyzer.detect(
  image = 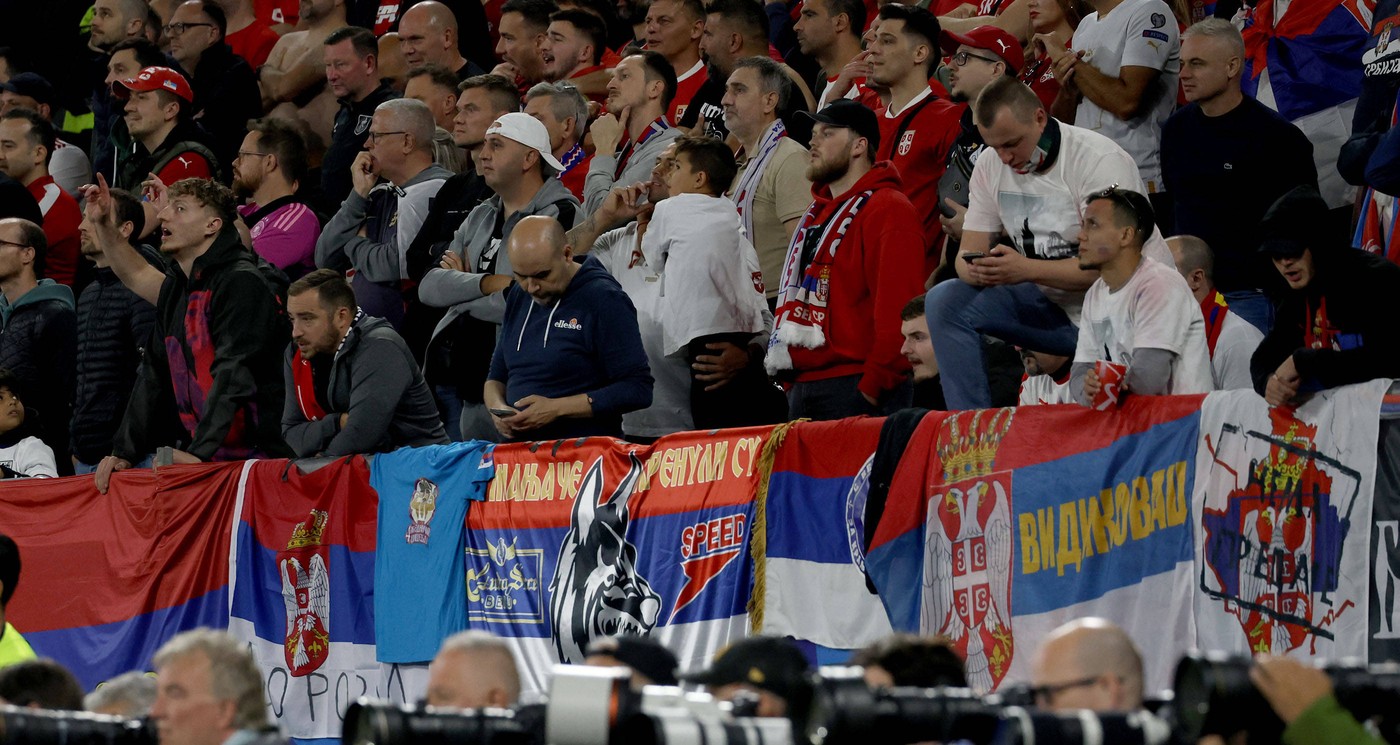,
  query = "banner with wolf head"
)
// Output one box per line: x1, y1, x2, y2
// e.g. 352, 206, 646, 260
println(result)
1194, 381, 1388, 661
868, 397, 1204, 692
465, 427, 775, 694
